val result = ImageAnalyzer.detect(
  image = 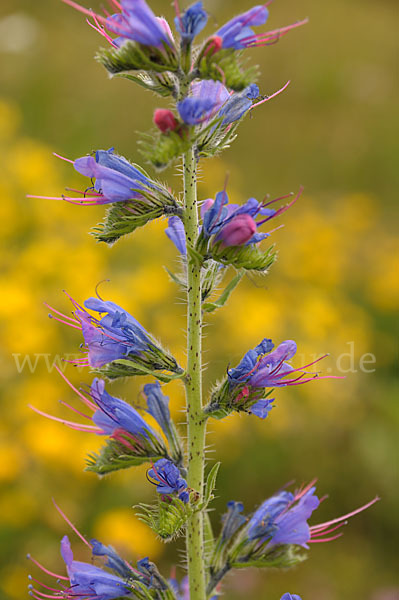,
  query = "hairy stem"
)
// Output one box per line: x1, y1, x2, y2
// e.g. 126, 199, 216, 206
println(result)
184, 146, 207, 600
